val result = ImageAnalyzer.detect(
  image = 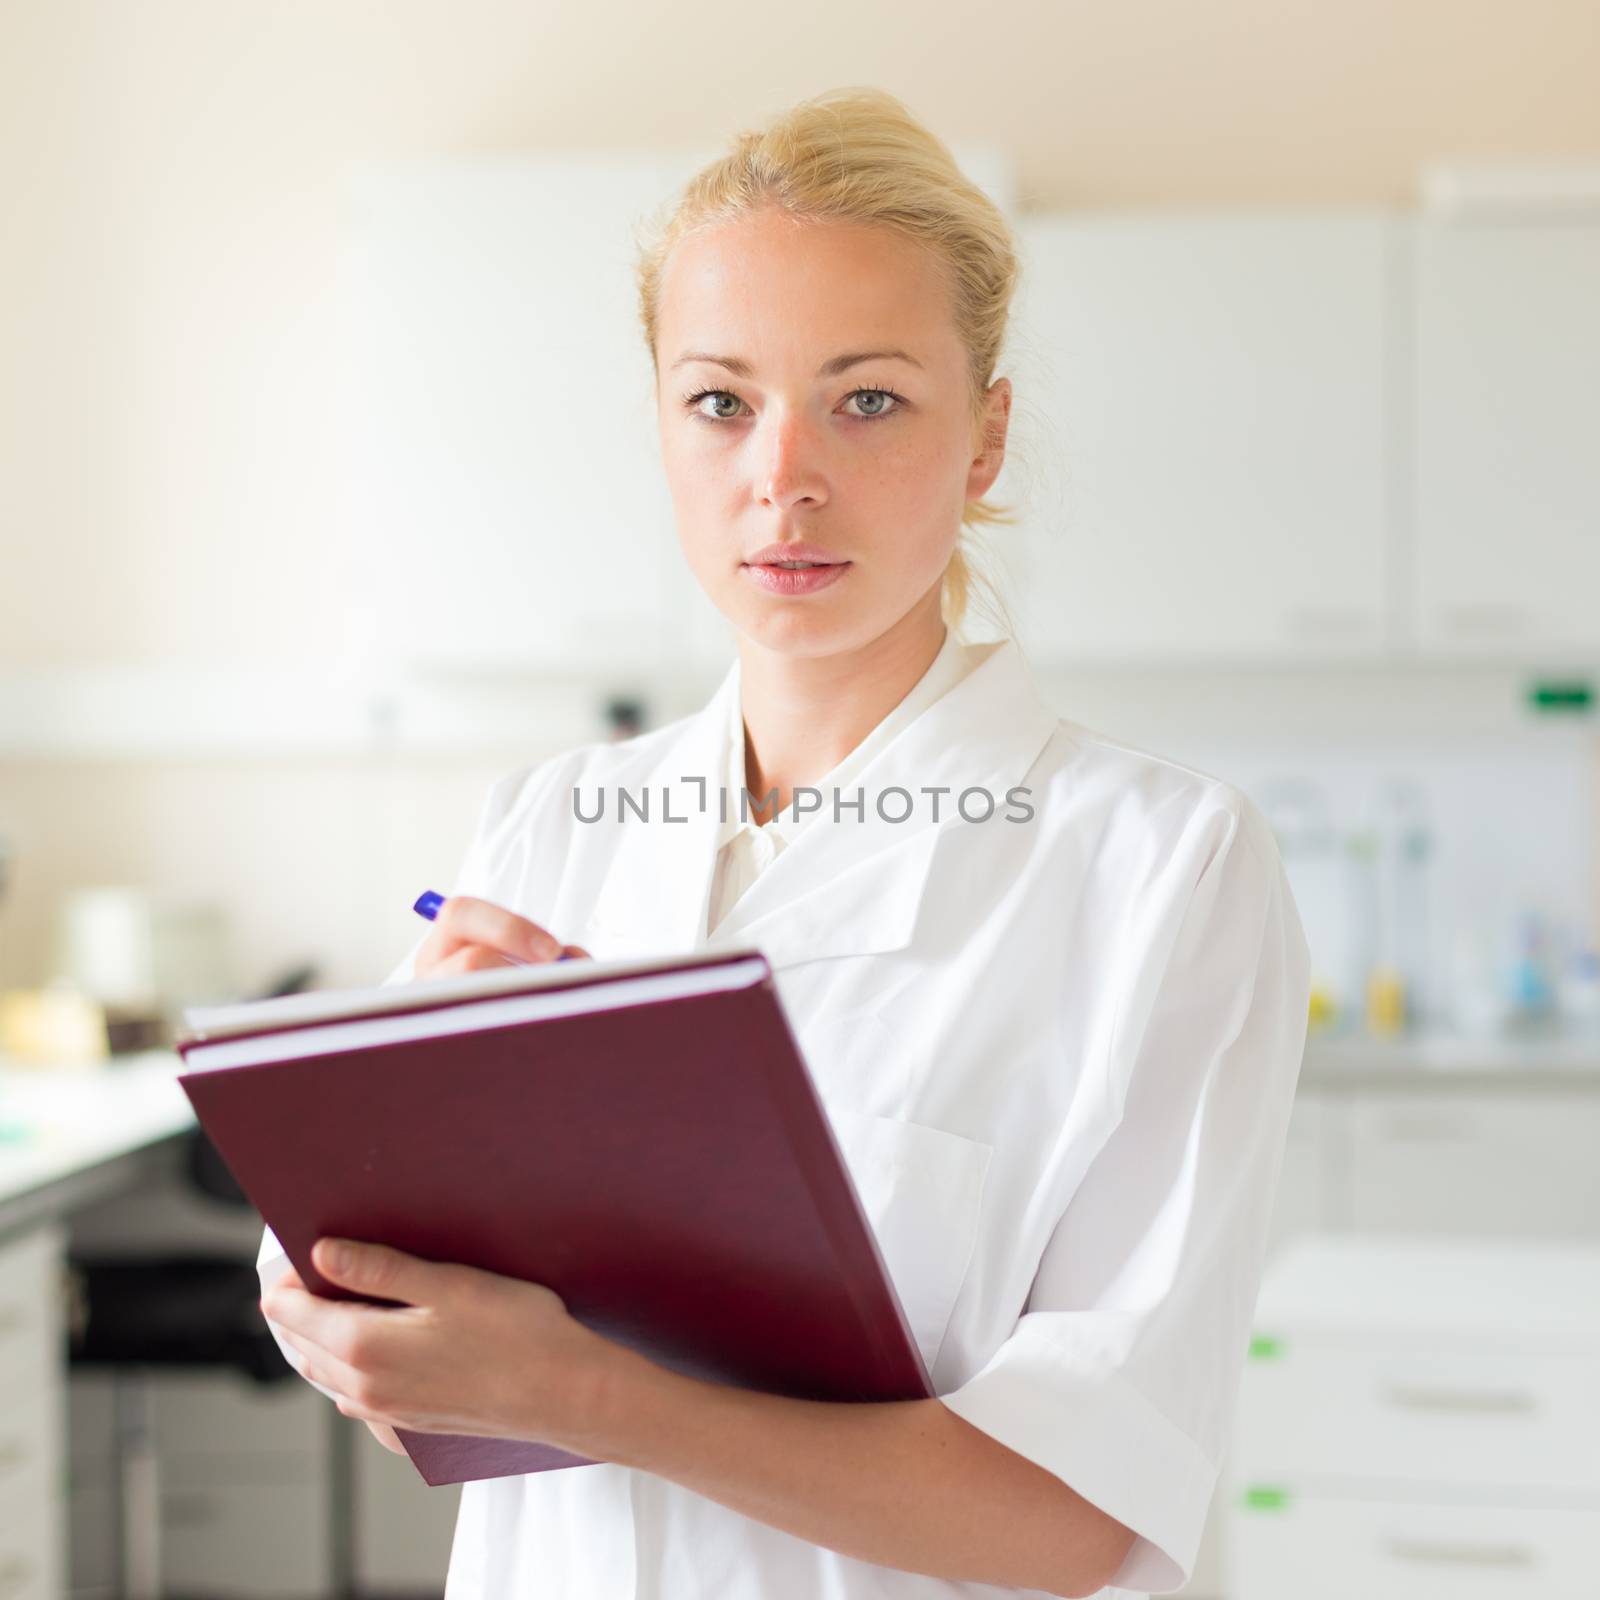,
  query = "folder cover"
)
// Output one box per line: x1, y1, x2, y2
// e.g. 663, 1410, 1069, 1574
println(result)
175, 948, 933, 1486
